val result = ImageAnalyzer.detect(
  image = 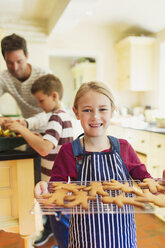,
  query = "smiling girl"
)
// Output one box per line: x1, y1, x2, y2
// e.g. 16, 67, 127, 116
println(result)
35, 81, 165, 248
